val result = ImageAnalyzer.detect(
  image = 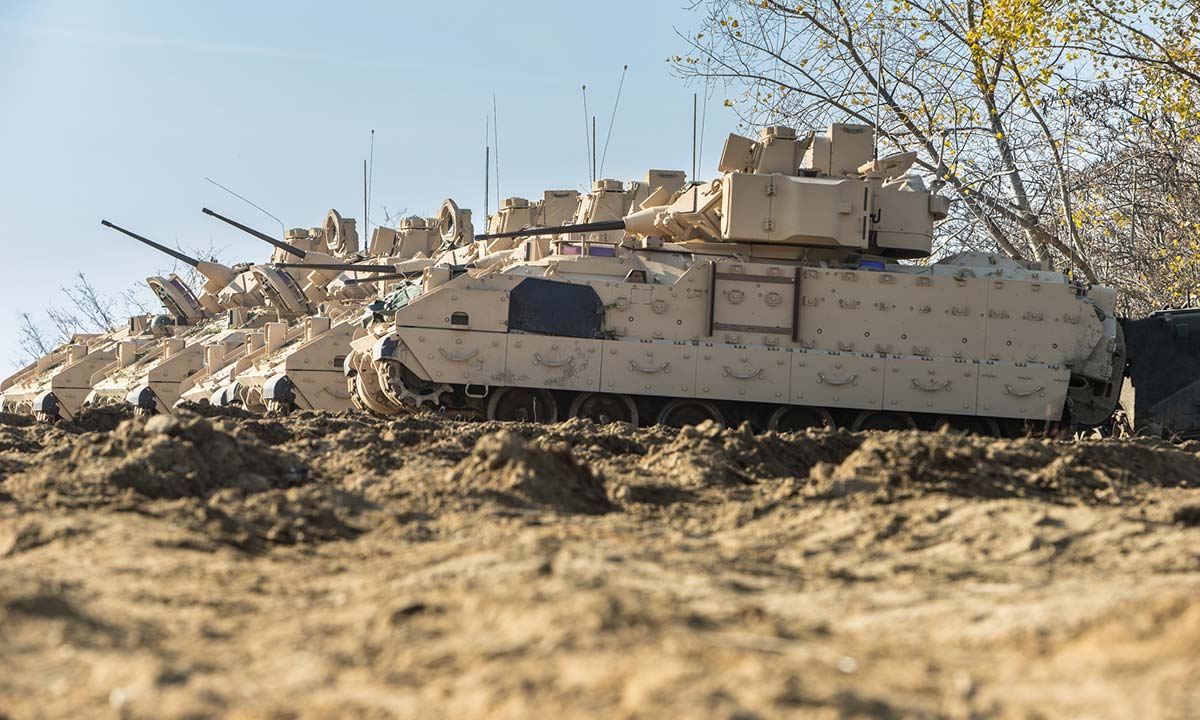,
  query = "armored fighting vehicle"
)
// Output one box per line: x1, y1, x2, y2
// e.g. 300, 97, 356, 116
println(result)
2, 318, 165, 421
3, 207, 366, 420
345, 123, 1124, 434
205, 188, 595, 414
177, 203, 480, 413
0, 217, 246, 420
81, 217, 319, 415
